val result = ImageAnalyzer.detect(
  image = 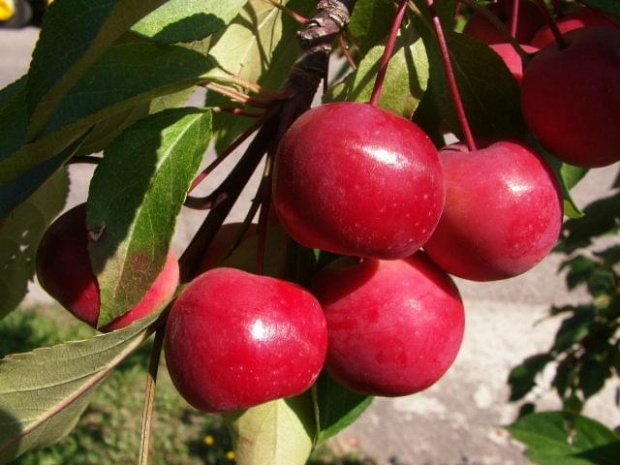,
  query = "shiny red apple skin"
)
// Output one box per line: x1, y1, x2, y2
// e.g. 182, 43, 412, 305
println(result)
164, 267, 327, 413
273, 102, 444, 260
35, 204, 179, 331
531, 7, 620, 48
521, 27, 620, 168
489, 43, 538, 85
311, 255, 465, 397
424, 141, 563, 281
464, 0, 545, 45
